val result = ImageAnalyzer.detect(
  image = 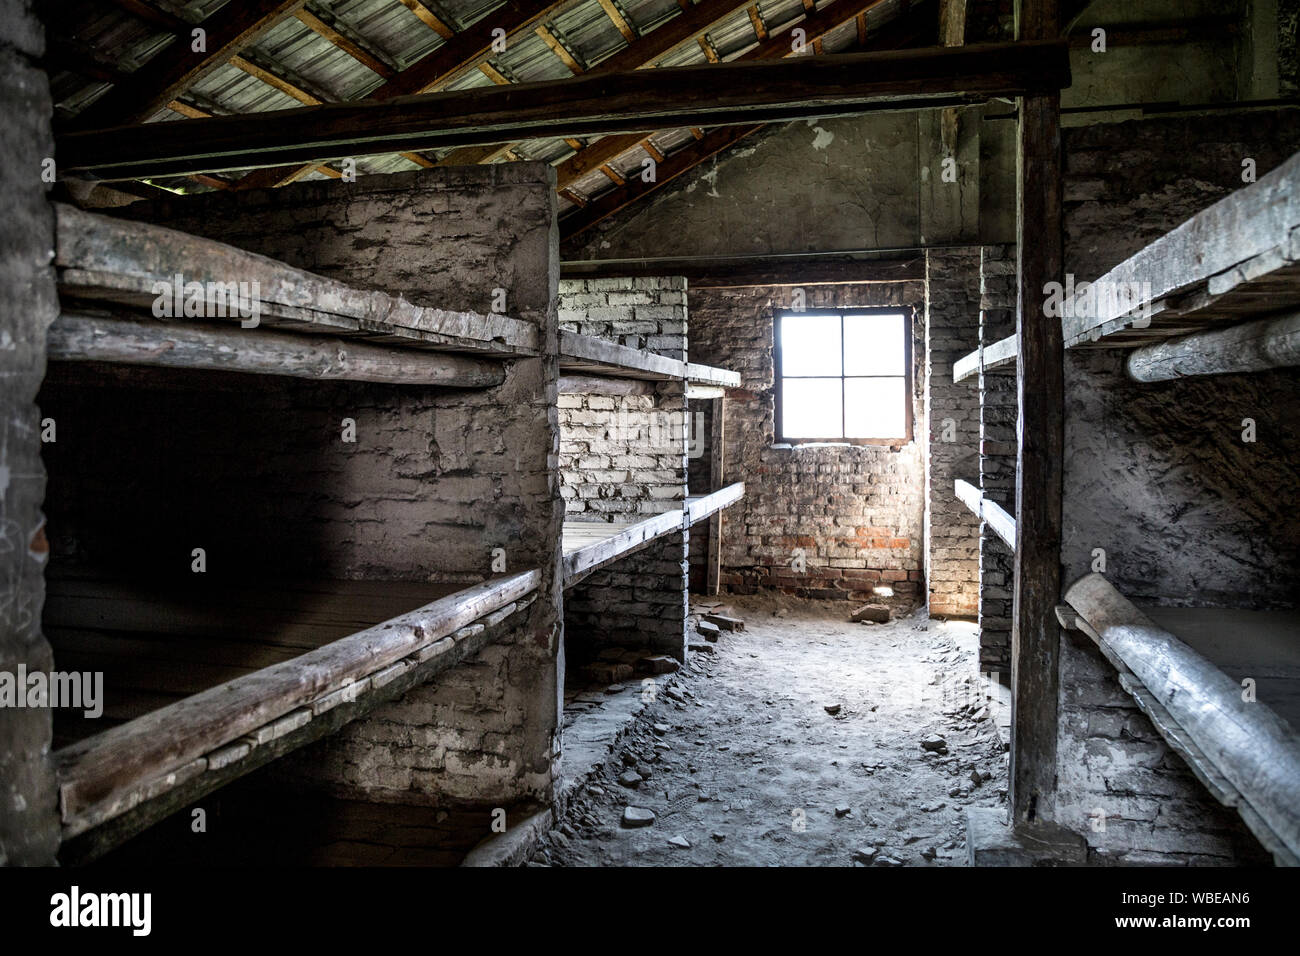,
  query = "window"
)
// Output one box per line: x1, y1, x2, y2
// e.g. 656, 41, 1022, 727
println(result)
775, 308, 912, 444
